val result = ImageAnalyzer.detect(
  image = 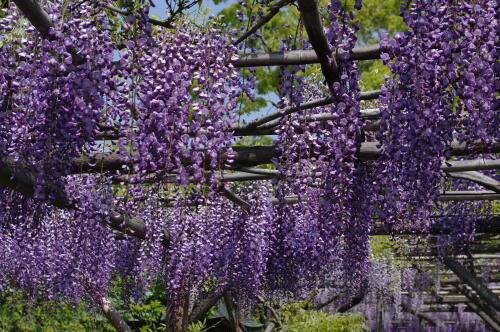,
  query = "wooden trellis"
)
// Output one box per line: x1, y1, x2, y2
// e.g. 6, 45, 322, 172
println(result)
4, 0, 500, 330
